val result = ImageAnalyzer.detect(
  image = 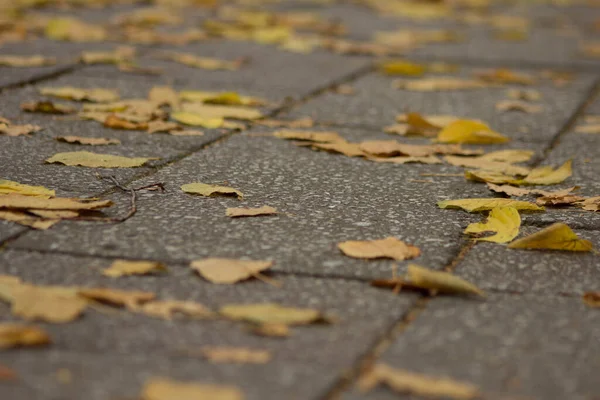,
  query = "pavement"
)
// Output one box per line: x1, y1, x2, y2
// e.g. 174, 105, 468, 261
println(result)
1, 1, 600, 400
